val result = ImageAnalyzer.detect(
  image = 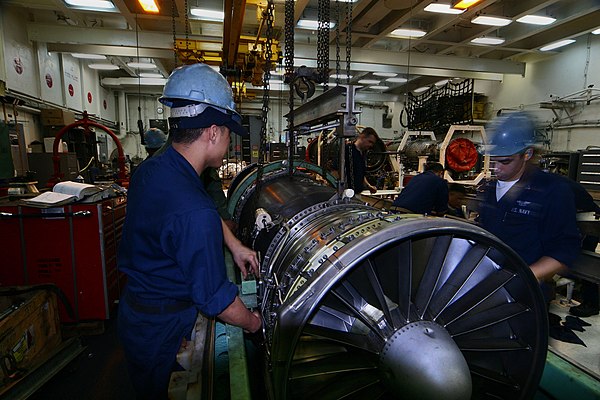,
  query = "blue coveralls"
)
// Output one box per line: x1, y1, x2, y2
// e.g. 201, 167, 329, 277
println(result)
478, 166, 580, 288
393, 170, 449, 214
117, 146, 238, 399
